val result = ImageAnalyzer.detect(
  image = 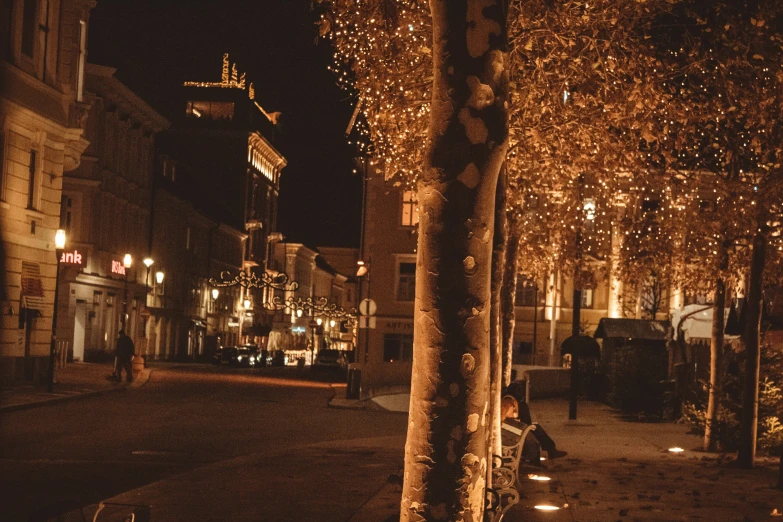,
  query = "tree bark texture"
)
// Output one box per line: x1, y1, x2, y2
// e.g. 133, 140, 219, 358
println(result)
704, 242, 728, 452
501, 215, 522, 388
489, 164, 508, 464
401, 1, 509, 519
737, 231, 766, 468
